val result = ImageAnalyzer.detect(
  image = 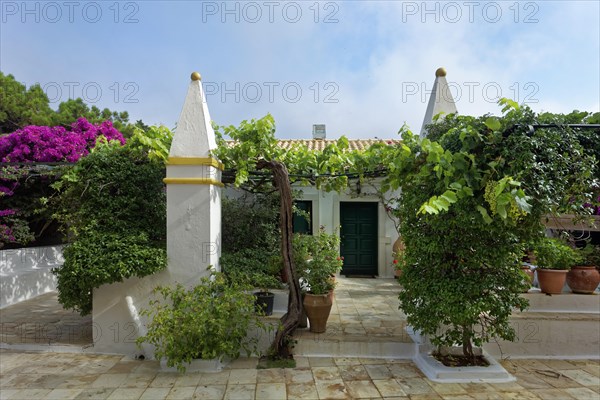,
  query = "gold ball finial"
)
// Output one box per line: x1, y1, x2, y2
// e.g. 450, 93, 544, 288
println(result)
435, 67, 447, 77
191, 72, 202, 81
